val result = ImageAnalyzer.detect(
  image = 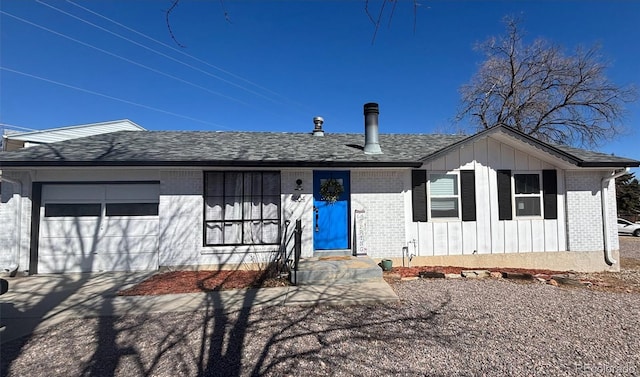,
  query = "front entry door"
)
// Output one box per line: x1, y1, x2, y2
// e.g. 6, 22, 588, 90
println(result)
313, 171, 350, 250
